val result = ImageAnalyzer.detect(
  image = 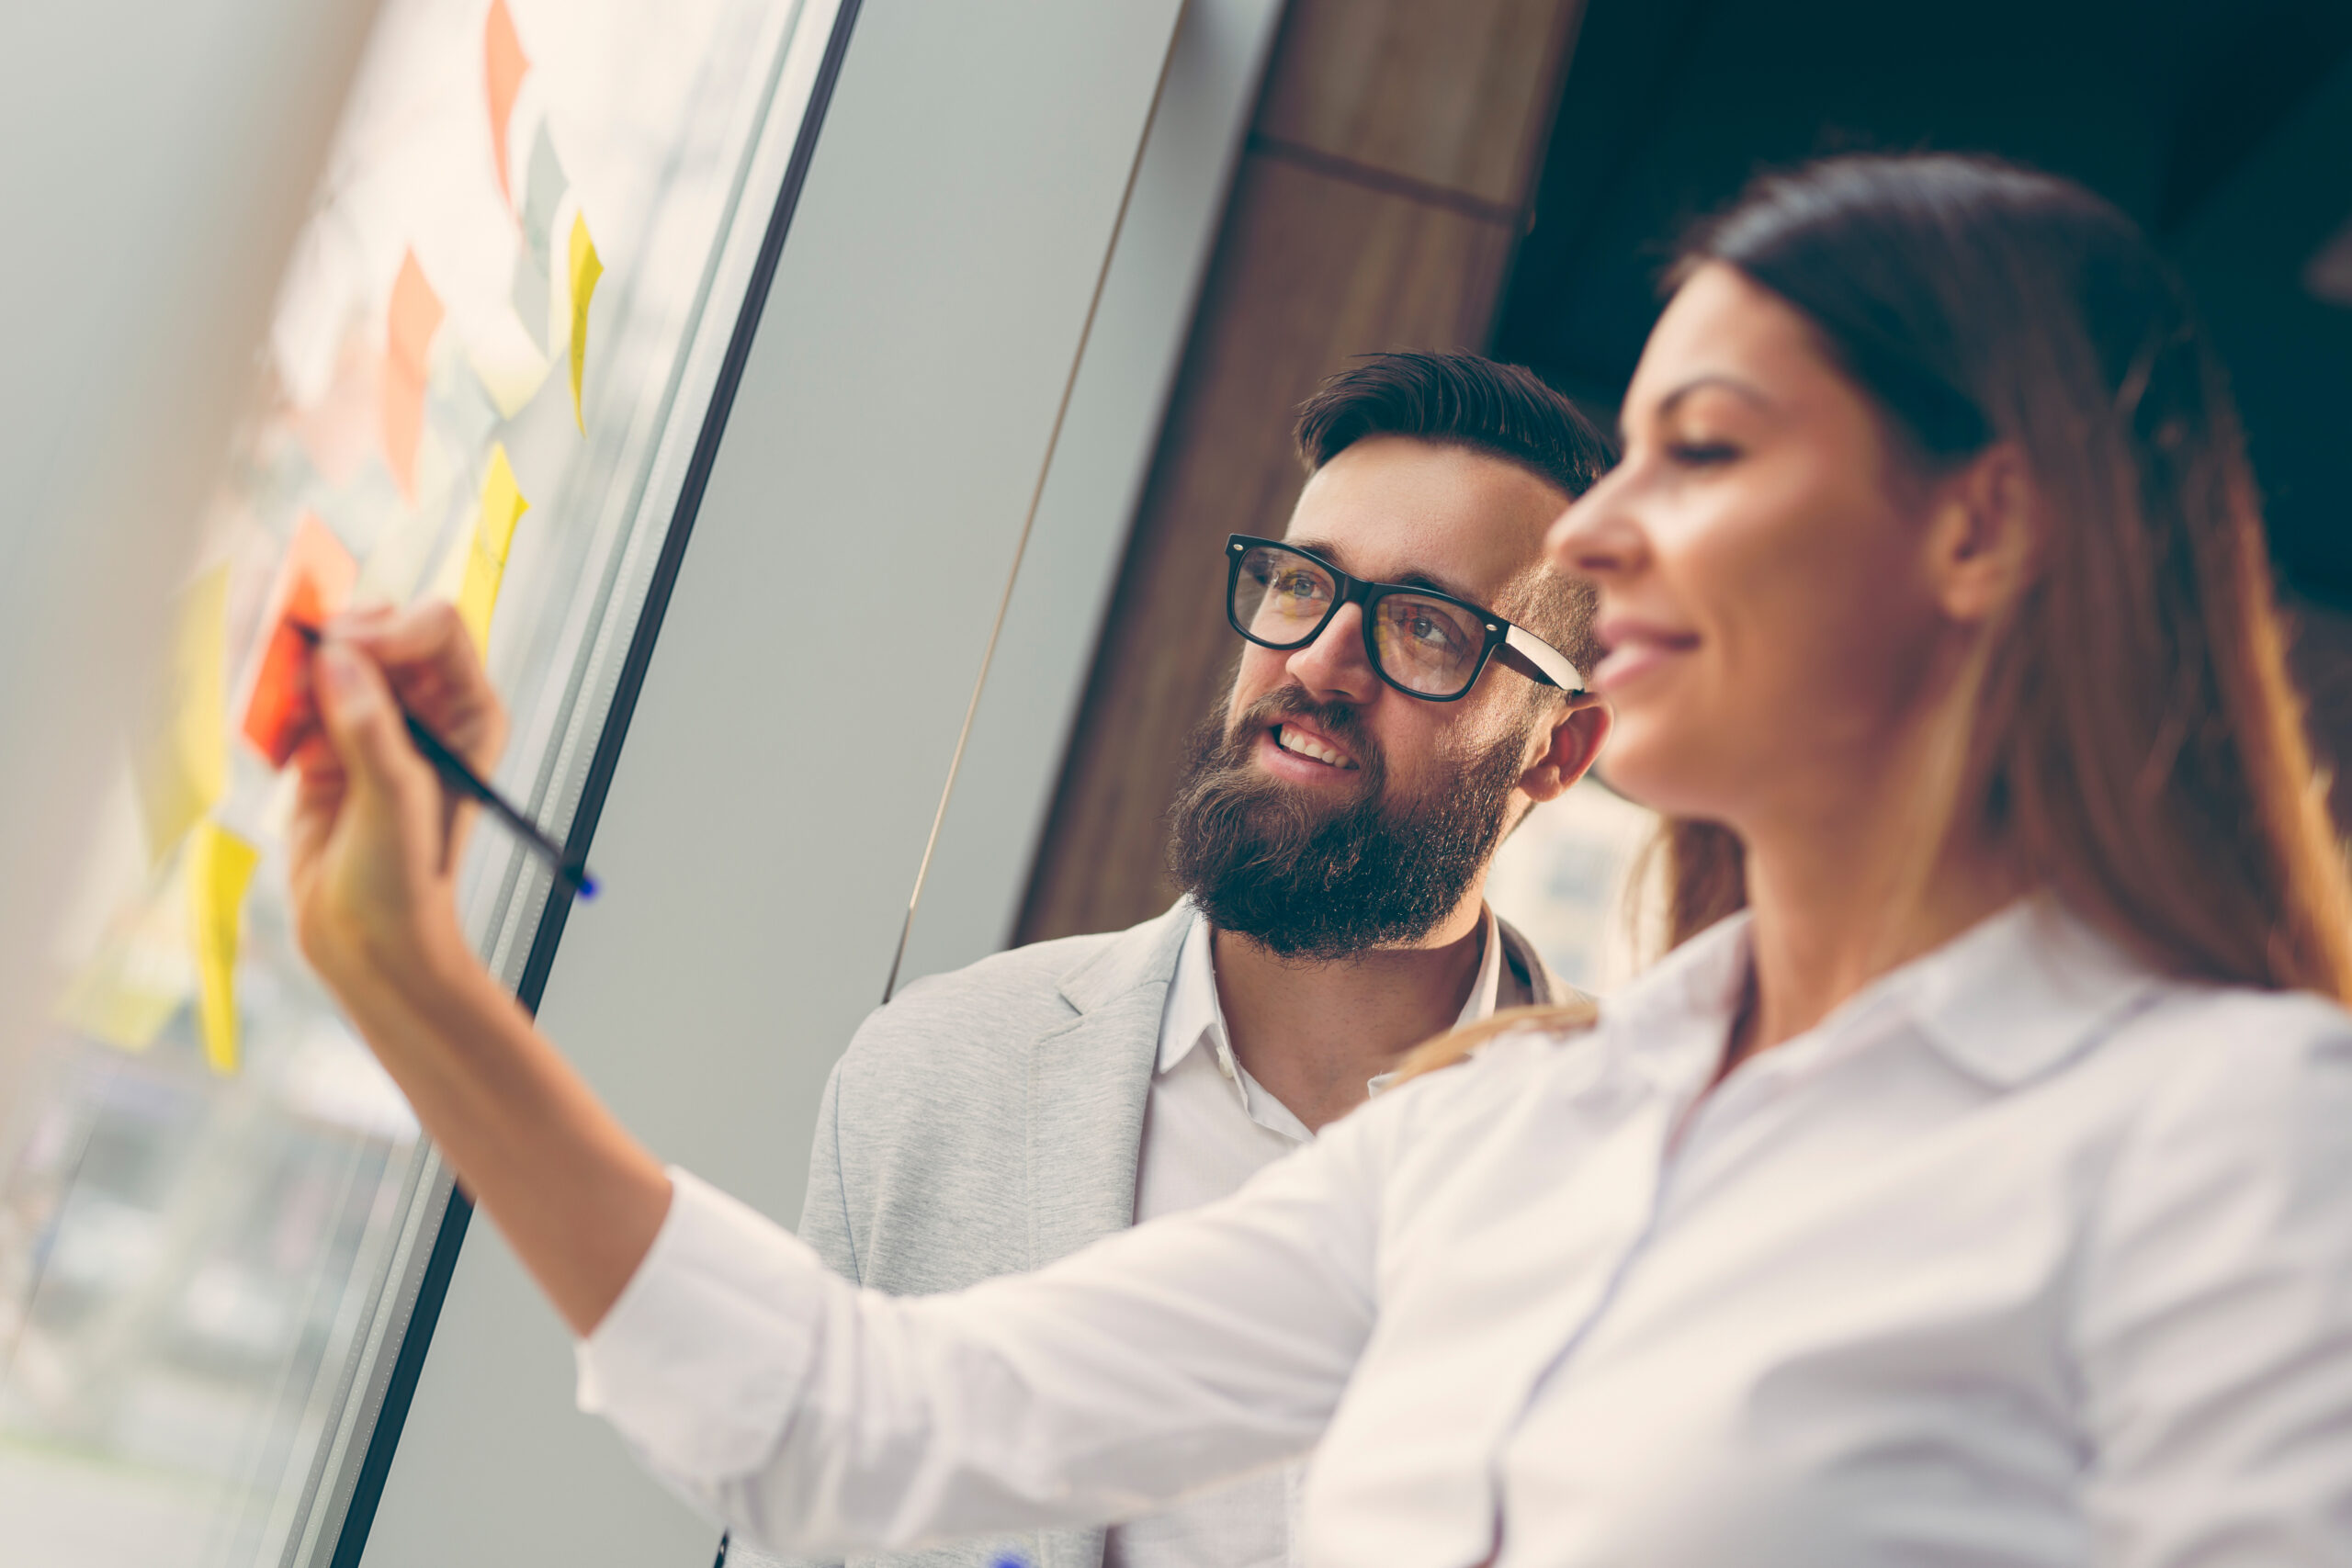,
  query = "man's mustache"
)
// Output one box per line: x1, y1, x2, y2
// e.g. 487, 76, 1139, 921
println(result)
1220, 688, 1385, 784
